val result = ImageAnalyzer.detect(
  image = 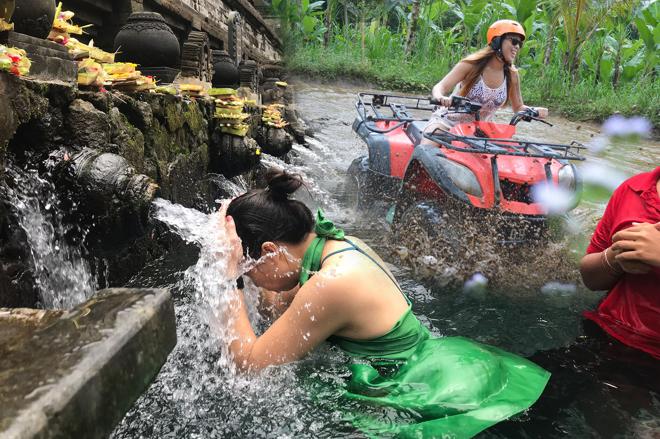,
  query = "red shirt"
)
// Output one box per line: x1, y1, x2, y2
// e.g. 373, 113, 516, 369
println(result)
584, 166, 660, 359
